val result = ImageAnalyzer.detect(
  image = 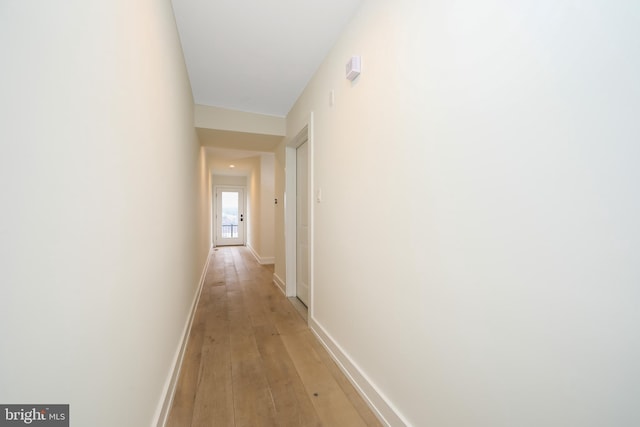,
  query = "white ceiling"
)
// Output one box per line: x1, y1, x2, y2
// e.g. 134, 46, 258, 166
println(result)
171, 0, 363, 117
